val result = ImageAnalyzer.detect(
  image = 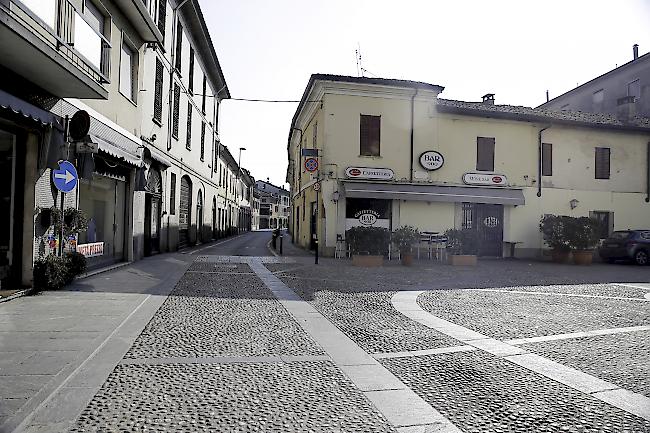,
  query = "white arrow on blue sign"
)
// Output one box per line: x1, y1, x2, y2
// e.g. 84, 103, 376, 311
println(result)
52, 160, 78, 193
